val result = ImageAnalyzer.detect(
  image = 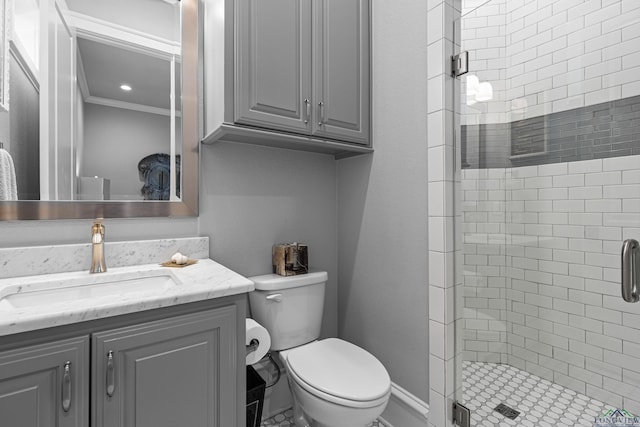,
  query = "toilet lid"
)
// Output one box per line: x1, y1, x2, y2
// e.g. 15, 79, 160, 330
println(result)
286, 338, 390, 402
